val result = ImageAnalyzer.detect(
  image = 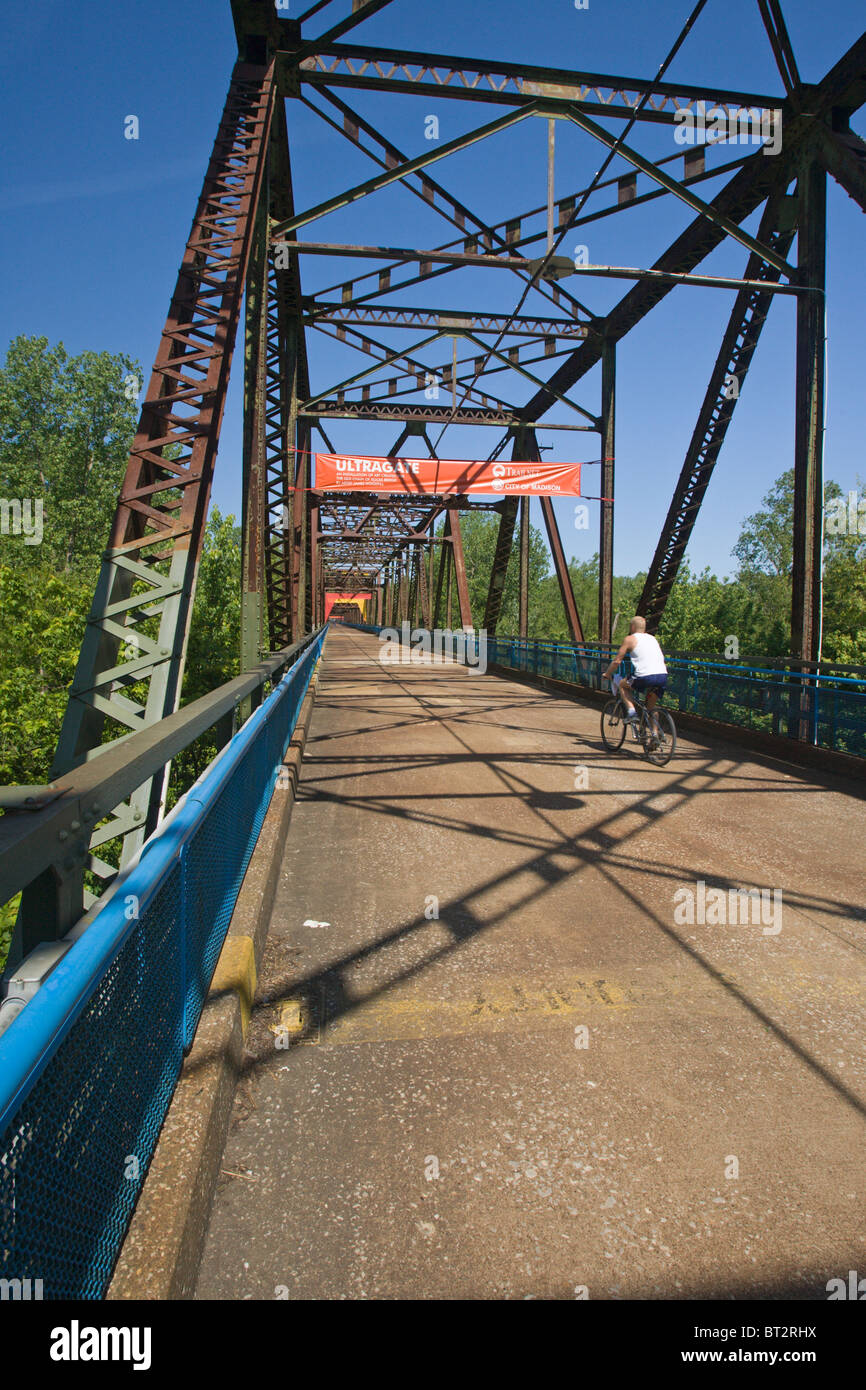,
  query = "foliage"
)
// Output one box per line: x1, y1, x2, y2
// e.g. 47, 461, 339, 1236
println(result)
166, 508, 242, 801
0, 335, 140, 575
0, 563, 92, 785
